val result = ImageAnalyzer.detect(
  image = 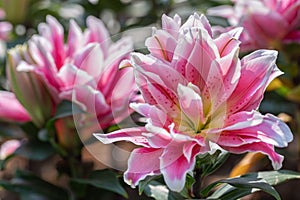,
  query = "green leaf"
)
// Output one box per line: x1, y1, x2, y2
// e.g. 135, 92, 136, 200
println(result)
138, 175, 161, 195
42, 100, 84, 144
256, 170, 300, 185
203, 170, 300, 200
226, 176, 279, 199
71, 169, 128, 198
14, 140, 55, 160
143, 180, 184, 200
208, 185, 256, 200
204, 177, 279, 200
0, 170, 70, 200
0, 122, 25, 138
20, 193, 51, 200
20, 122, 39, 138
53, 100, 84, 120
197, 150, 230, 177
